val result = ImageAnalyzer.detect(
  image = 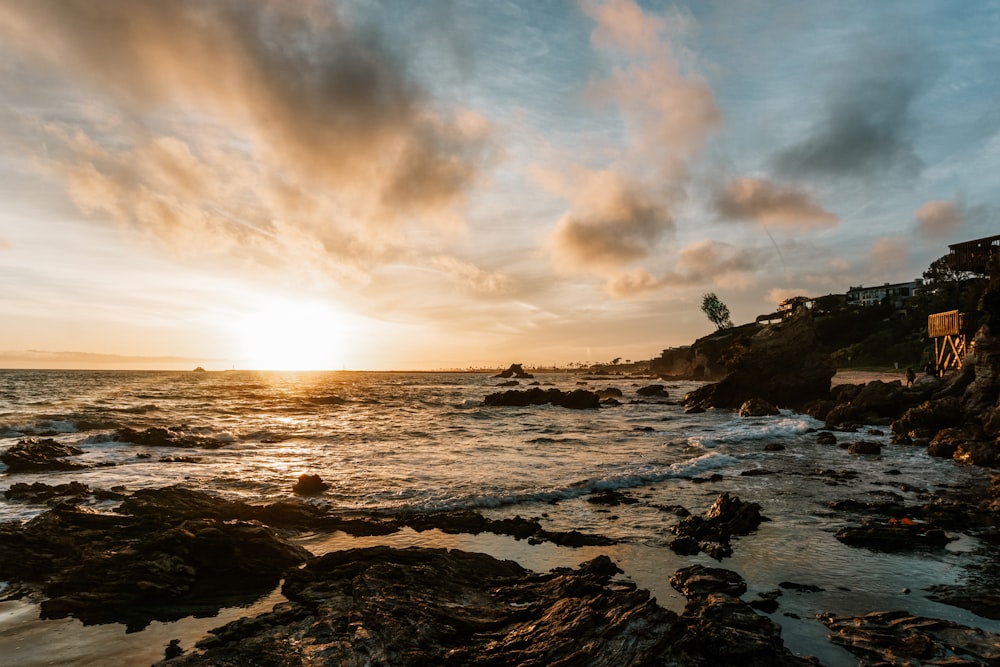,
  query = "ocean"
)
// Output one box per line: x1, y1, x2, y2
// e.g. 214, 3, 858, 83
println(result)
1, 369, 998, 666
